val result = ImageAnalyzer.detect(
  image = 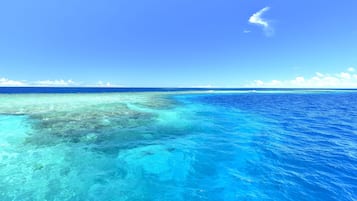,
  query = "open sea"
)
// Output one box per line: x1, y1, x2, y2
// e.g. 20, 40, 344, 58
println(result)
0, 88, 356, 201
